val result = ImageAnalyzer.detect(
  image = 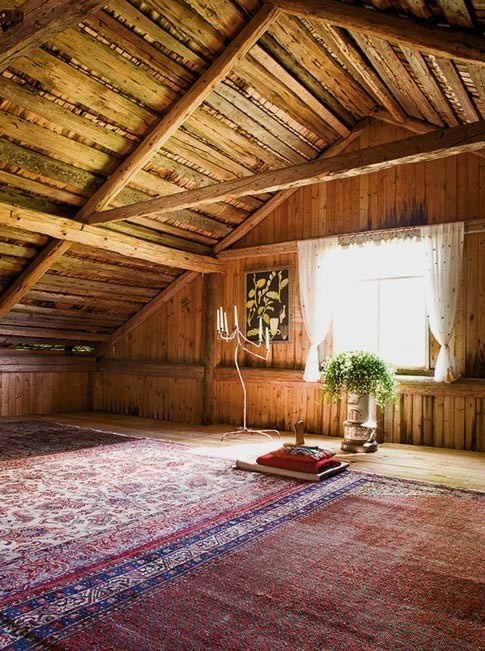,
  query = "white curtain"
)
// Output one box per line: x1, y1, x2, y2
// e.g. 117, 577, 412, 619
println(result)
423, 222, 464, 383
298, 237, 339, 381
